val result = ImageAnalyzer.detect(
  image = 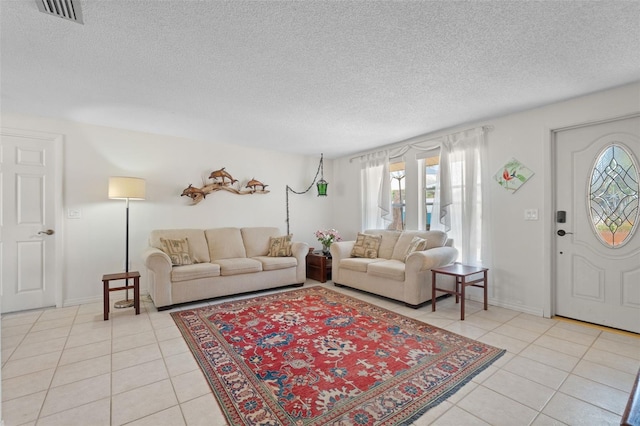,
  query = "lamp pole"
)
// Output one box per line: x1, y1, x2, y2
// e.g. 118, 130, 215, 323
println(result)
114, 197, 133, 308
125, 197, 130, 275
109, 176, 145, 309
